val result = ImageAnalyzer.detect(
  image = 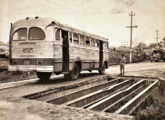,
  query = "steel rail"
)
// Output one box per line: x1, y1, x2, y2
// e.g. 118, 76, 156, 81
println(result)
115, 80, 158, 114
